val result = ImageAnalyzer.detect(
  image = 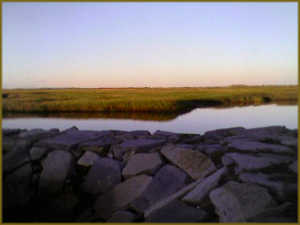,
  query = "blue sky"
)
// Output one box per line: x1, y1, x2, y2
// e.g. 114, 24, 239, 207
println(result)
2, 2, 298, 88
